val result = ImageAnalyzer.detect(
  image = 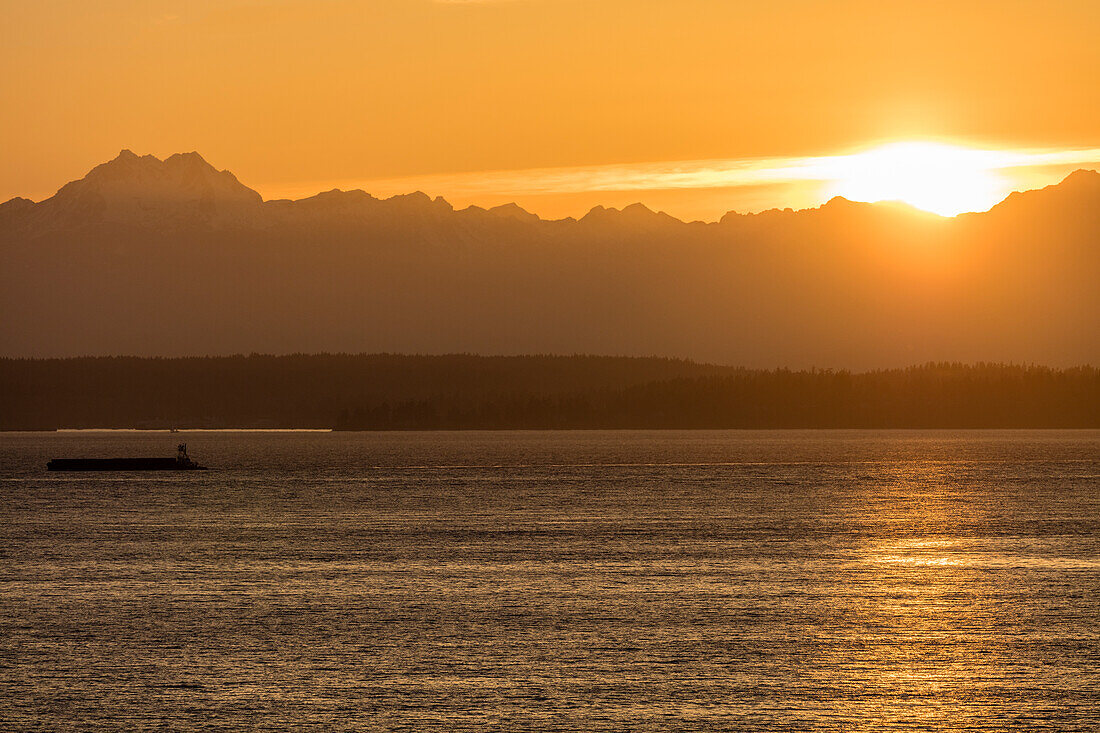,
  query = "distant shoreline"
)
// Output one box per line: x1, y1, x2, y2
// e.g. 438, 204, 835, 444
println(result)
3, 356, 1097, 432
4, 424, 1095, 431
53, 428, 334, 433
